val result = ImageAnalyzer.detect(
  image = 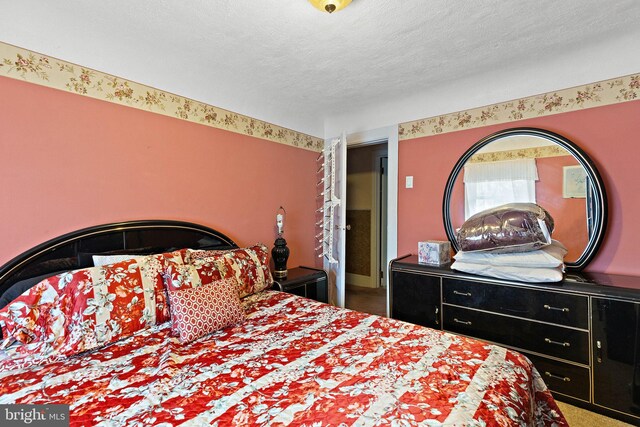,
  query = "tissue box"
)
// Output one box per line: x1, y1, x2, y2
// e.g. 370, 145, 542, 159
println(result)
418, 241, 451, 265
